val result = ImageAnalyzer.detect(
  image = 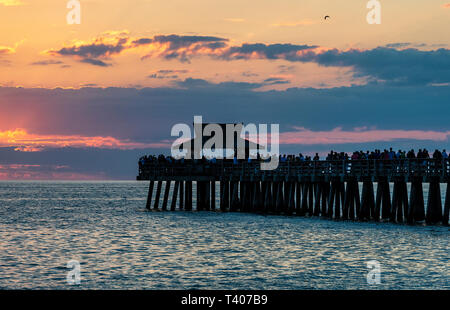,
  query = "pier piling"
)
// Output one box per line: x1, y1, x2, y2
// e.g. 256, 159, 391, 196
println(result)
140, 158, 449, 226
296, 182, 302, 215
153, 181, 162, 210
444, 182, 450, 226
171, 181, 179, 211
314, 182, 322, 216
145, 181, 154, 210
321, 182, 329, 217
162, 181, 171, 210
426, 177, 442, 225
220, 180, 229, 211
211, 181, 216, 210
179, 181, 184, 210
264, 181, 272, 213
185, 181, 192, 211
